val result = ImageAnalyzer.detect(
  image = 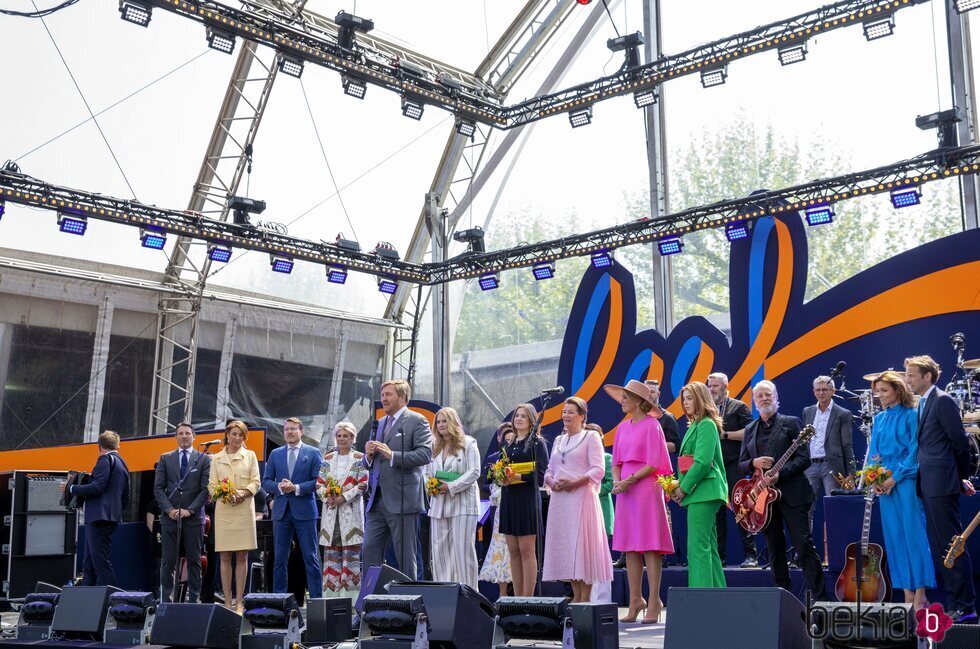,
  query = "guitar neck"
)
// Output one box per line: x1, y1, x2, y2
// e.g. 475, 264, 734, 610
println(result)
964, 510, 980, 540
766, 440, 801, 478
860, 493, 875, 556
